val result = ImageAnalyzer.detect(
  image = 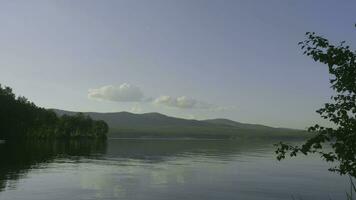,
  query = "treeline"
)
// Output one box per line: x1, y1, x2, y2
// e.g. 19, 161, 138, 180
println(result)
0, 84, 108, 140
